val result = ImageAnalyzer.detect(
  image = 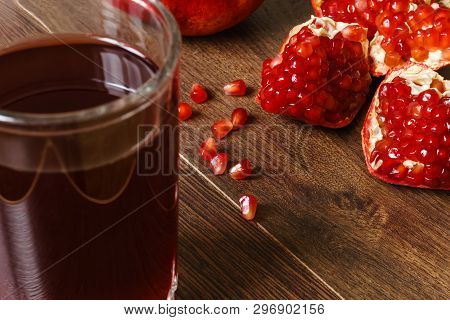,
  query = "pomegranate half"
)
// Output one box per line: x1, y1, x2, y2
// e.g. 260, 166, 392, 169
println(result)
362, 62, 449, 190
